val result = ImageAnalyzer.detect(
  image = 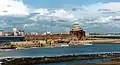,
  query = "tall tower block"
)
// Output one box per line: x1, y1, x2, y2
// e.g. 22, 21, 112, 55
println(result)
13, 28, 18, 36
